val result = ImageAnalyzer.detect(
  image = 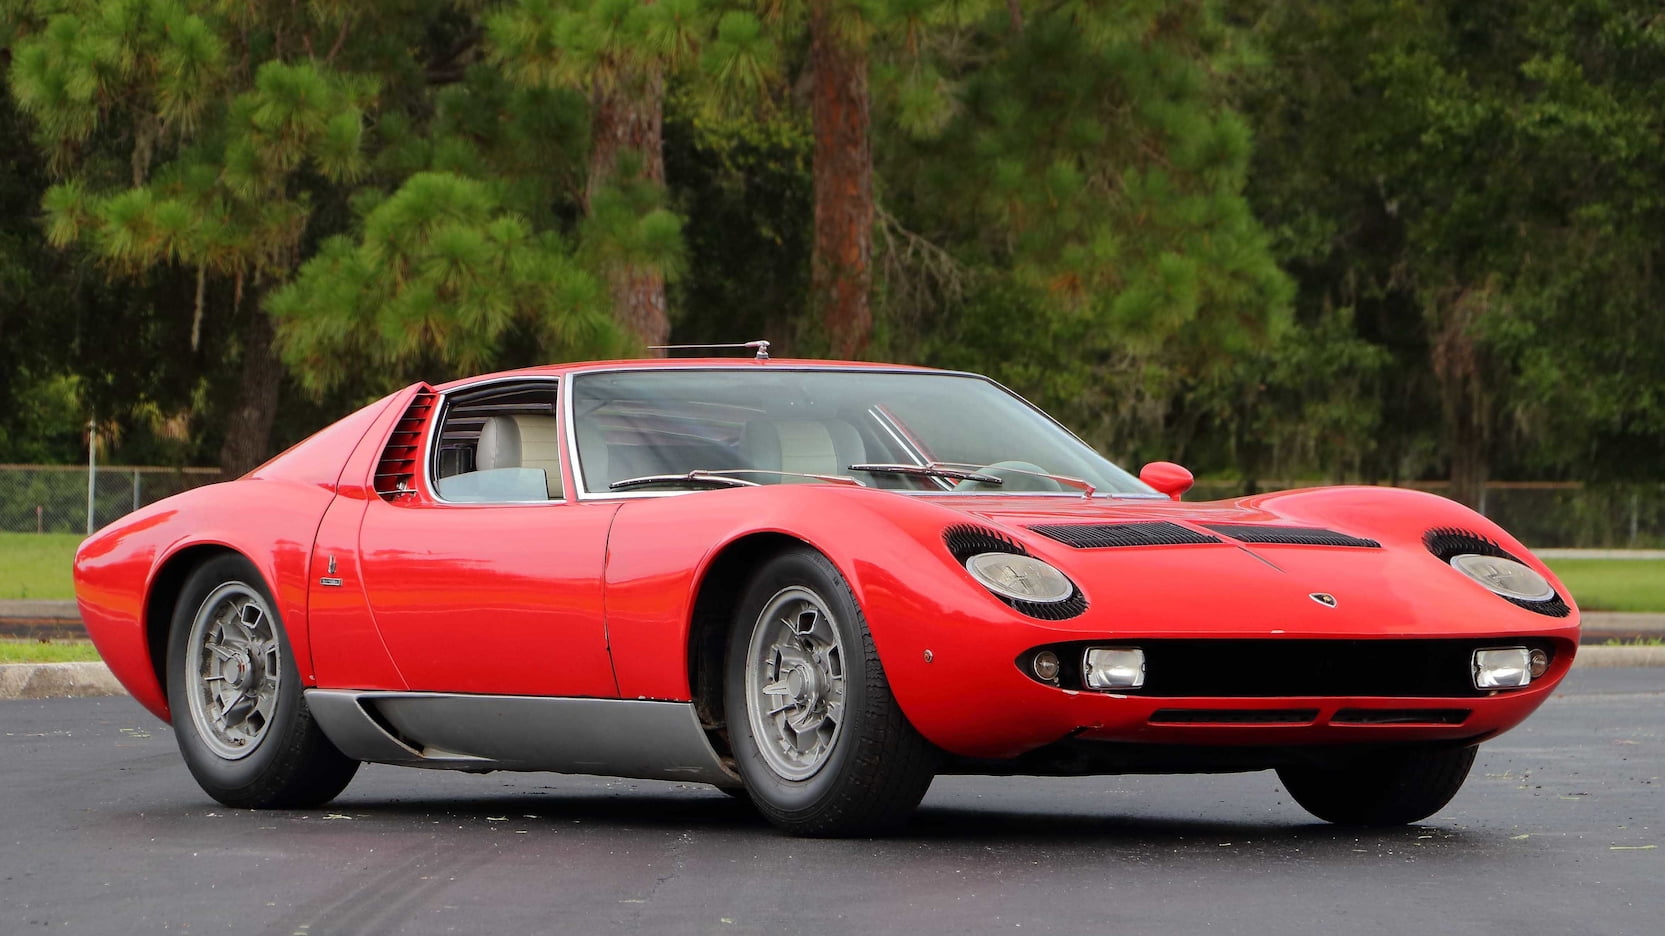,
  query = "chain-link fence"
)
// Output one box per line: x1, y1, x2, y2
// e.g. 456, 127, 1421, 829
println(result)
1189, 480, 1665, 549
2, 463, 1661, 546
0, 465, 221, 534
